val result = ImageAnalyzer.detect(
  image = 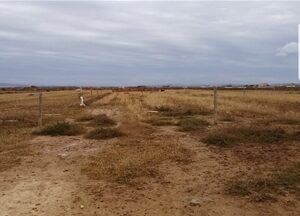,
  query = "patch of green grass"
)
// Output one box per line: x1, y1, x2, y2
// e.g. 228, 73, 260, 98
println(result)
226, 163, 300, 202
177, 118, 209, 131
85, 128, 123, 140
202, 126, 299, 147
91, 114, 116, 127
34, 122, 85, 136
